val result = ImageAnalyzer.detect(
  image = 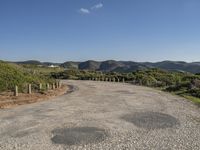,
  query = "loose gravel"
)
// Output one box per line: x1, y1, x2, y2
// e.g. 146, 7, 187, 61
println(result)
0, 80, 200, 150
